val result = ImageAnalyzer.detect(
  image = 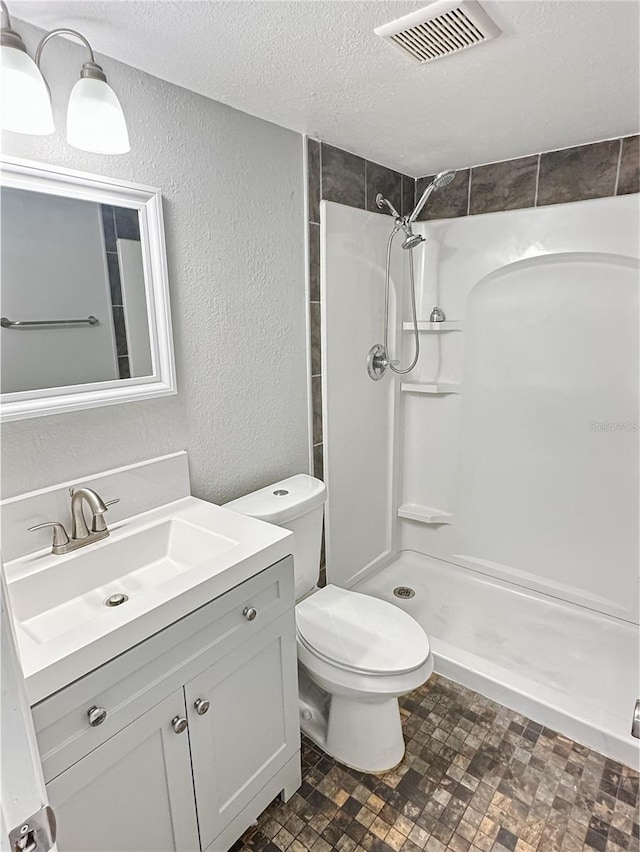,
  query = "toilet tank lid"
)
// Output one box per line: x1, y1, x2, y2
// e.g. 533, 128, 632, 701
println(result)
224, 474, 326, 524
